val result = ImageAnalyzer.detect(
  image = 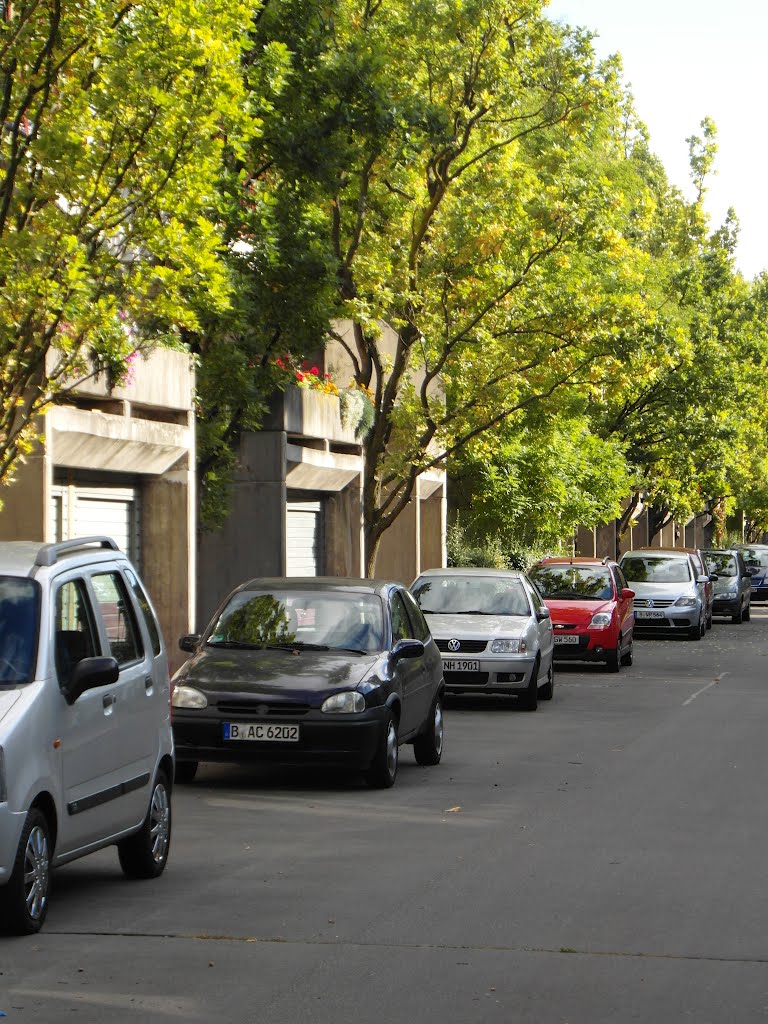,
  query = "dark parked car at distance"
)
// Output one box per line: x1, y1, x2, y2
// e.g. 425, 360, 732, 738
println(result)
171, 578, 445, 788
730, 545, 768, 602
704, 549, 752, 623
